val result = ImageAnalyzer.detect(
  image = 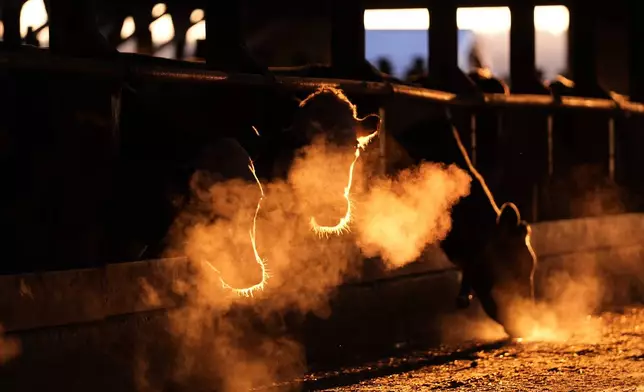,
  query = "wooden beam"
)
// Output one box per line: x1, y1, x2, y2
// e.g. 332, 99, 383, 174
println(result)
331, 0, 366, 70
509, 0, 538, 93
